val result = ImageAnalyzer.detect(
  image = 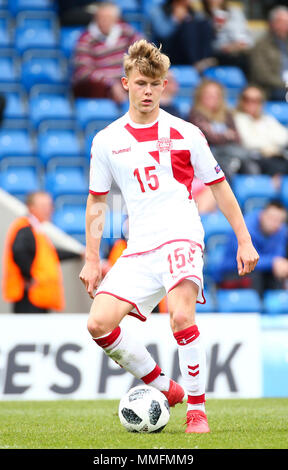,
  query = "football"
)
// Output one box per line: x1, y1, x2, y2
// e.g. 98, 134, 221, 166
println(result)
118, 385, 170, 433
